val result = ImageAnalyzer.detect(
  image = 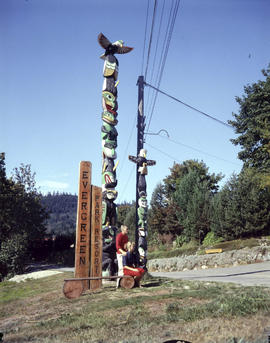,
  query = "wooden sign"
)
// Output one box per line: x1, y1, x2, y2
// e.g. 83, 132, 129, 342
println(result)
90, 185, 102, 290
75, 161, 92, 289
